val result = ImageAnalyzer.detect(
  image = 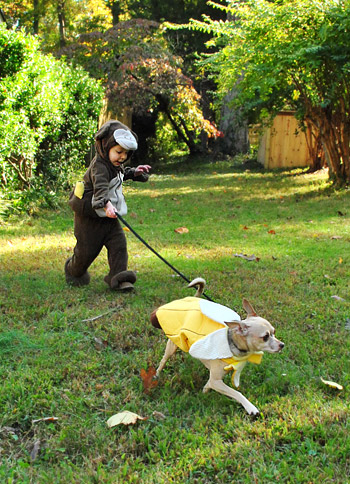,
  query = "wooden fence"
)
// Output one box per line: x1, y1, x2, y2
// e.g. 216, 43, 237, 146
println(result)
251, 112, 312, 169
